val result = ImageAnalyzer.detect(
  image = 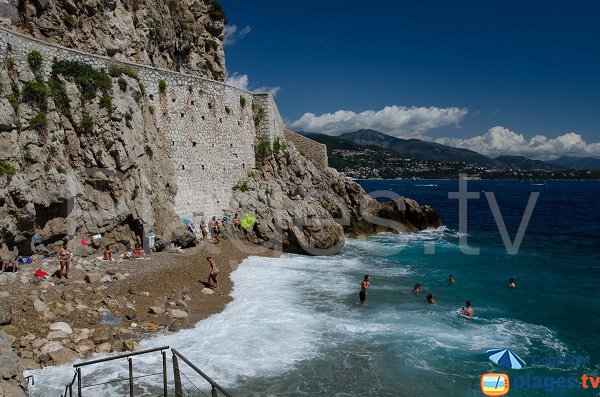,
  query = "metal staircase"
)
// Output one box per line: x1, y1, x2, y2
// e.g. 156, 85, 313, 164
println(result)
60, 346, 232, 397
